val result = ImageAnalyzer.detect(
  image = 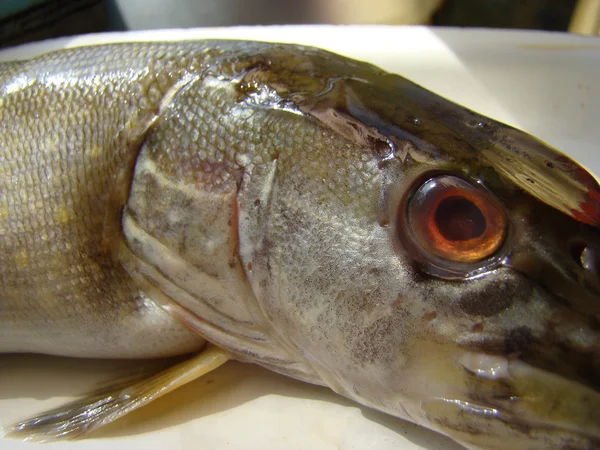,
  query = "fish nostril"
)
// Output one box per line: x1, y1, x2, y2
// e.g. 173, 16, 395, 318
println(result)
581, 246, 599, 272
570, 240, 586, 265
570, 240, 600, 279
